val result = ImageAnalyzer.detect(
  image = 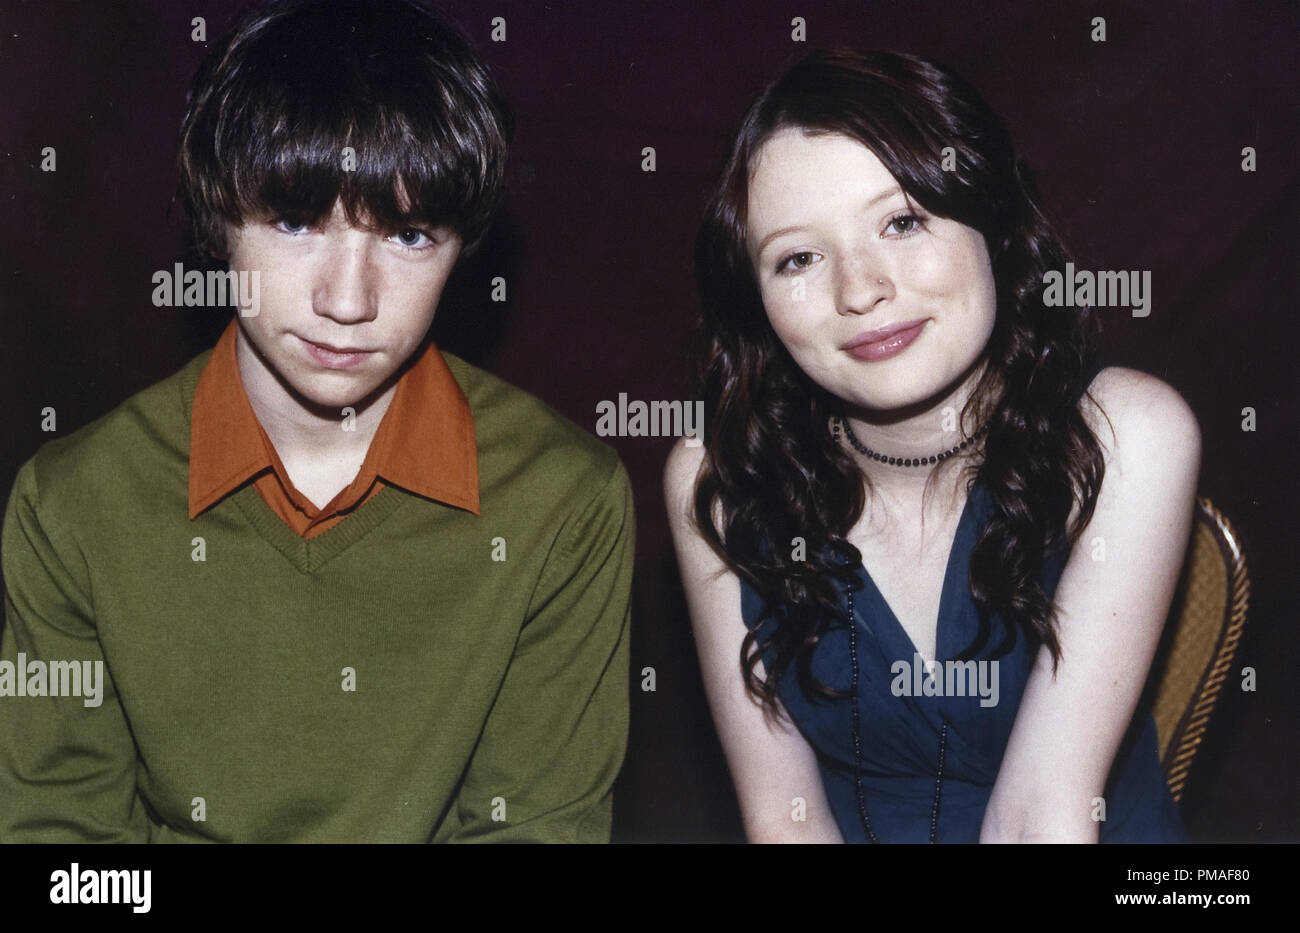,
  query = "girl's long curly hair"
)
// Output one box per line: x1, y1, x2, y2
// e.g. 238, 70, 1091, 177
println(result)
692, 48, 1107, 716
